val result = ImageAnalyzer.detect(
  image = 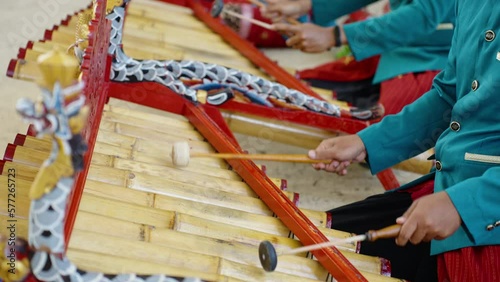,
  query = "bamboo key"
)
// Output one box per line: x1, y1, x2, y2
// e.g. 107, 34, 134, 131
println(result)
171, 141, 330, 167
258, 224, 402, 272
